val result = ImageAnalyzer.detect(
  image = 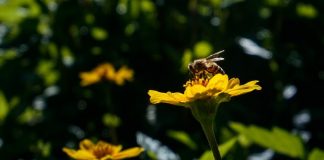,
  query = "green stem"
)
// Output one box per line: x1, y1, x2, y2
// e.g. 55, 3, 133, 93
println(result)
191, 101, 222, 160
200, 118, 222, 160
